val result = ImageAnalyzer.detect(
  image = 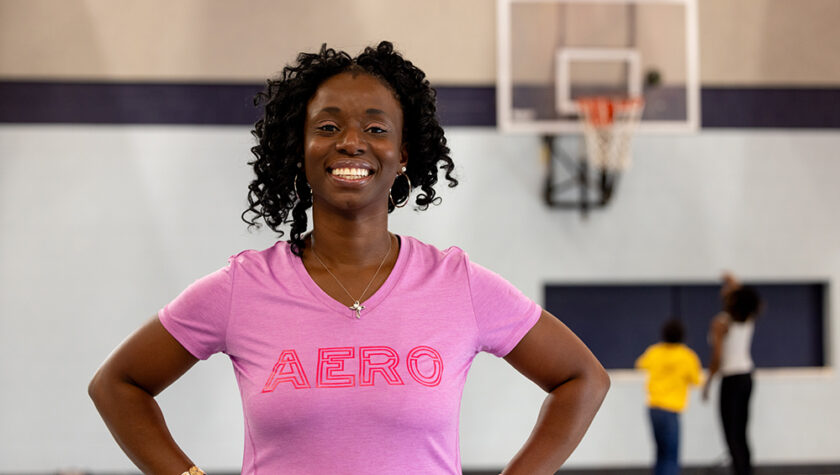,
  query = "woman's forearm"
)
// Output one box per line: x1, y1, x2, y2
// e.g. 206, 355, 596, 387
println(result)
89, 374, 193, 475
503, 370, 610, 474
708, 354, 720, 378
